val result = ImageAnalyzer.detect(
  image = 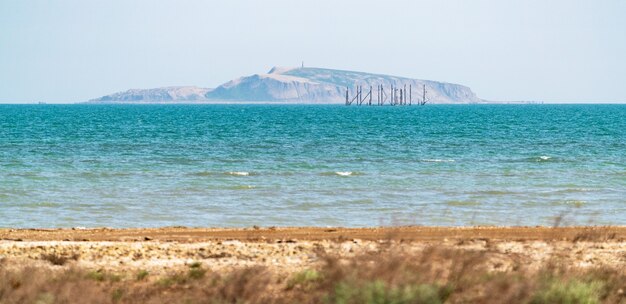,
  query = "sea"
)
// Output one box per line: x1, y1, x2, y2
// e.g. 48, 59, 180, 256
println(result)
0, 104, 624, 228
